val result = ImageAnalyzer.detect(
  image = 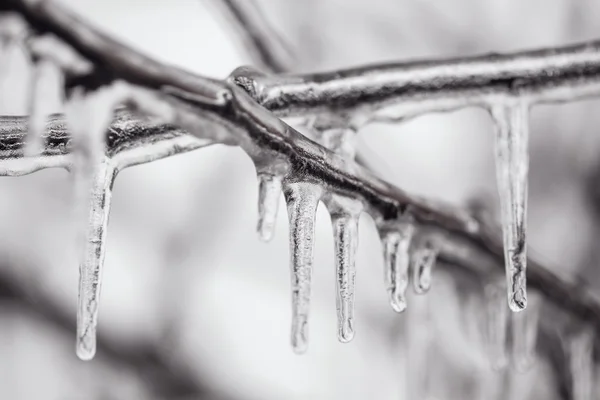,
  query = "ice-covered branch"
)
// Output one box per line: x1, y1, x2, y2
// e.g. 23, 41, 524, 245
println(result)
3, 0, 600, 373
246, 41, 600, 120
